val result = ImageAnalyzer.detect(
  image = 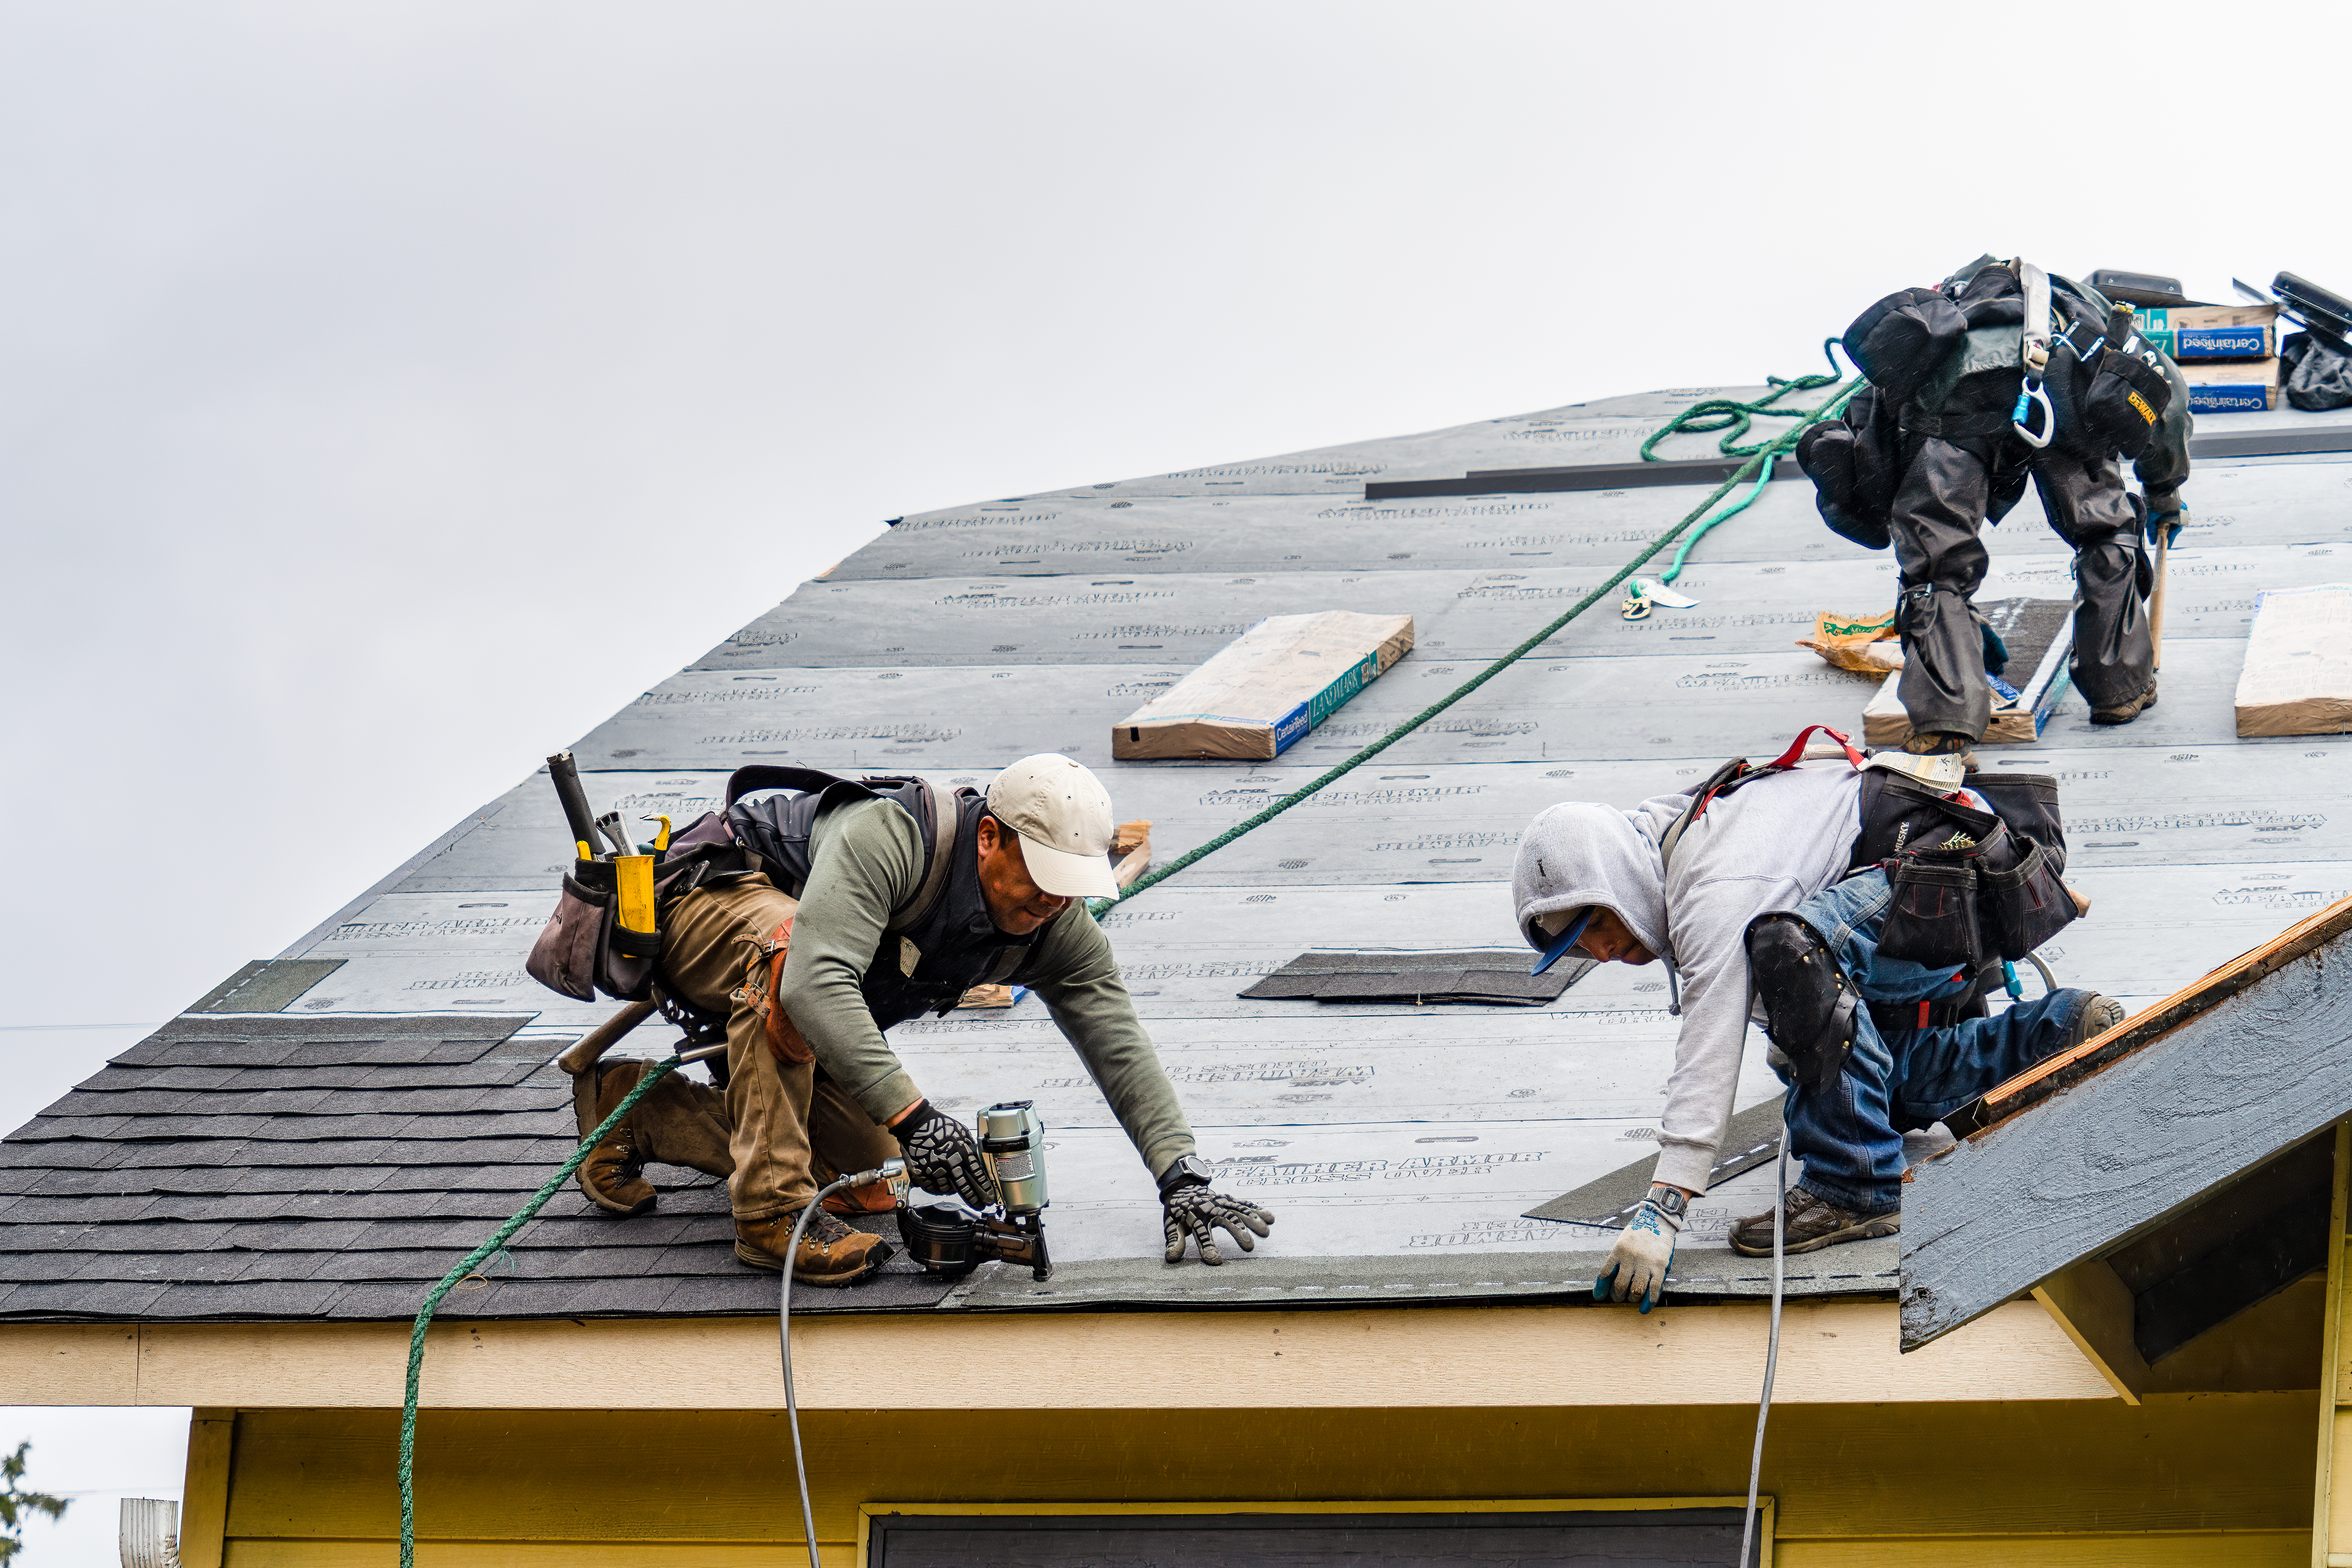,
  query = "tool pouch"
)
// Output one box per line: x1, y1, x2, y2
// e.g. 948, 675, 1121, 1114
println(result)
1877, 857, 1984, 969
2045, 327, 2171, 462
526, 858, 659, 1004
1977, 835, 2074, 961
1842, 287, 1968, 406
1795, 385, 1901, 551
